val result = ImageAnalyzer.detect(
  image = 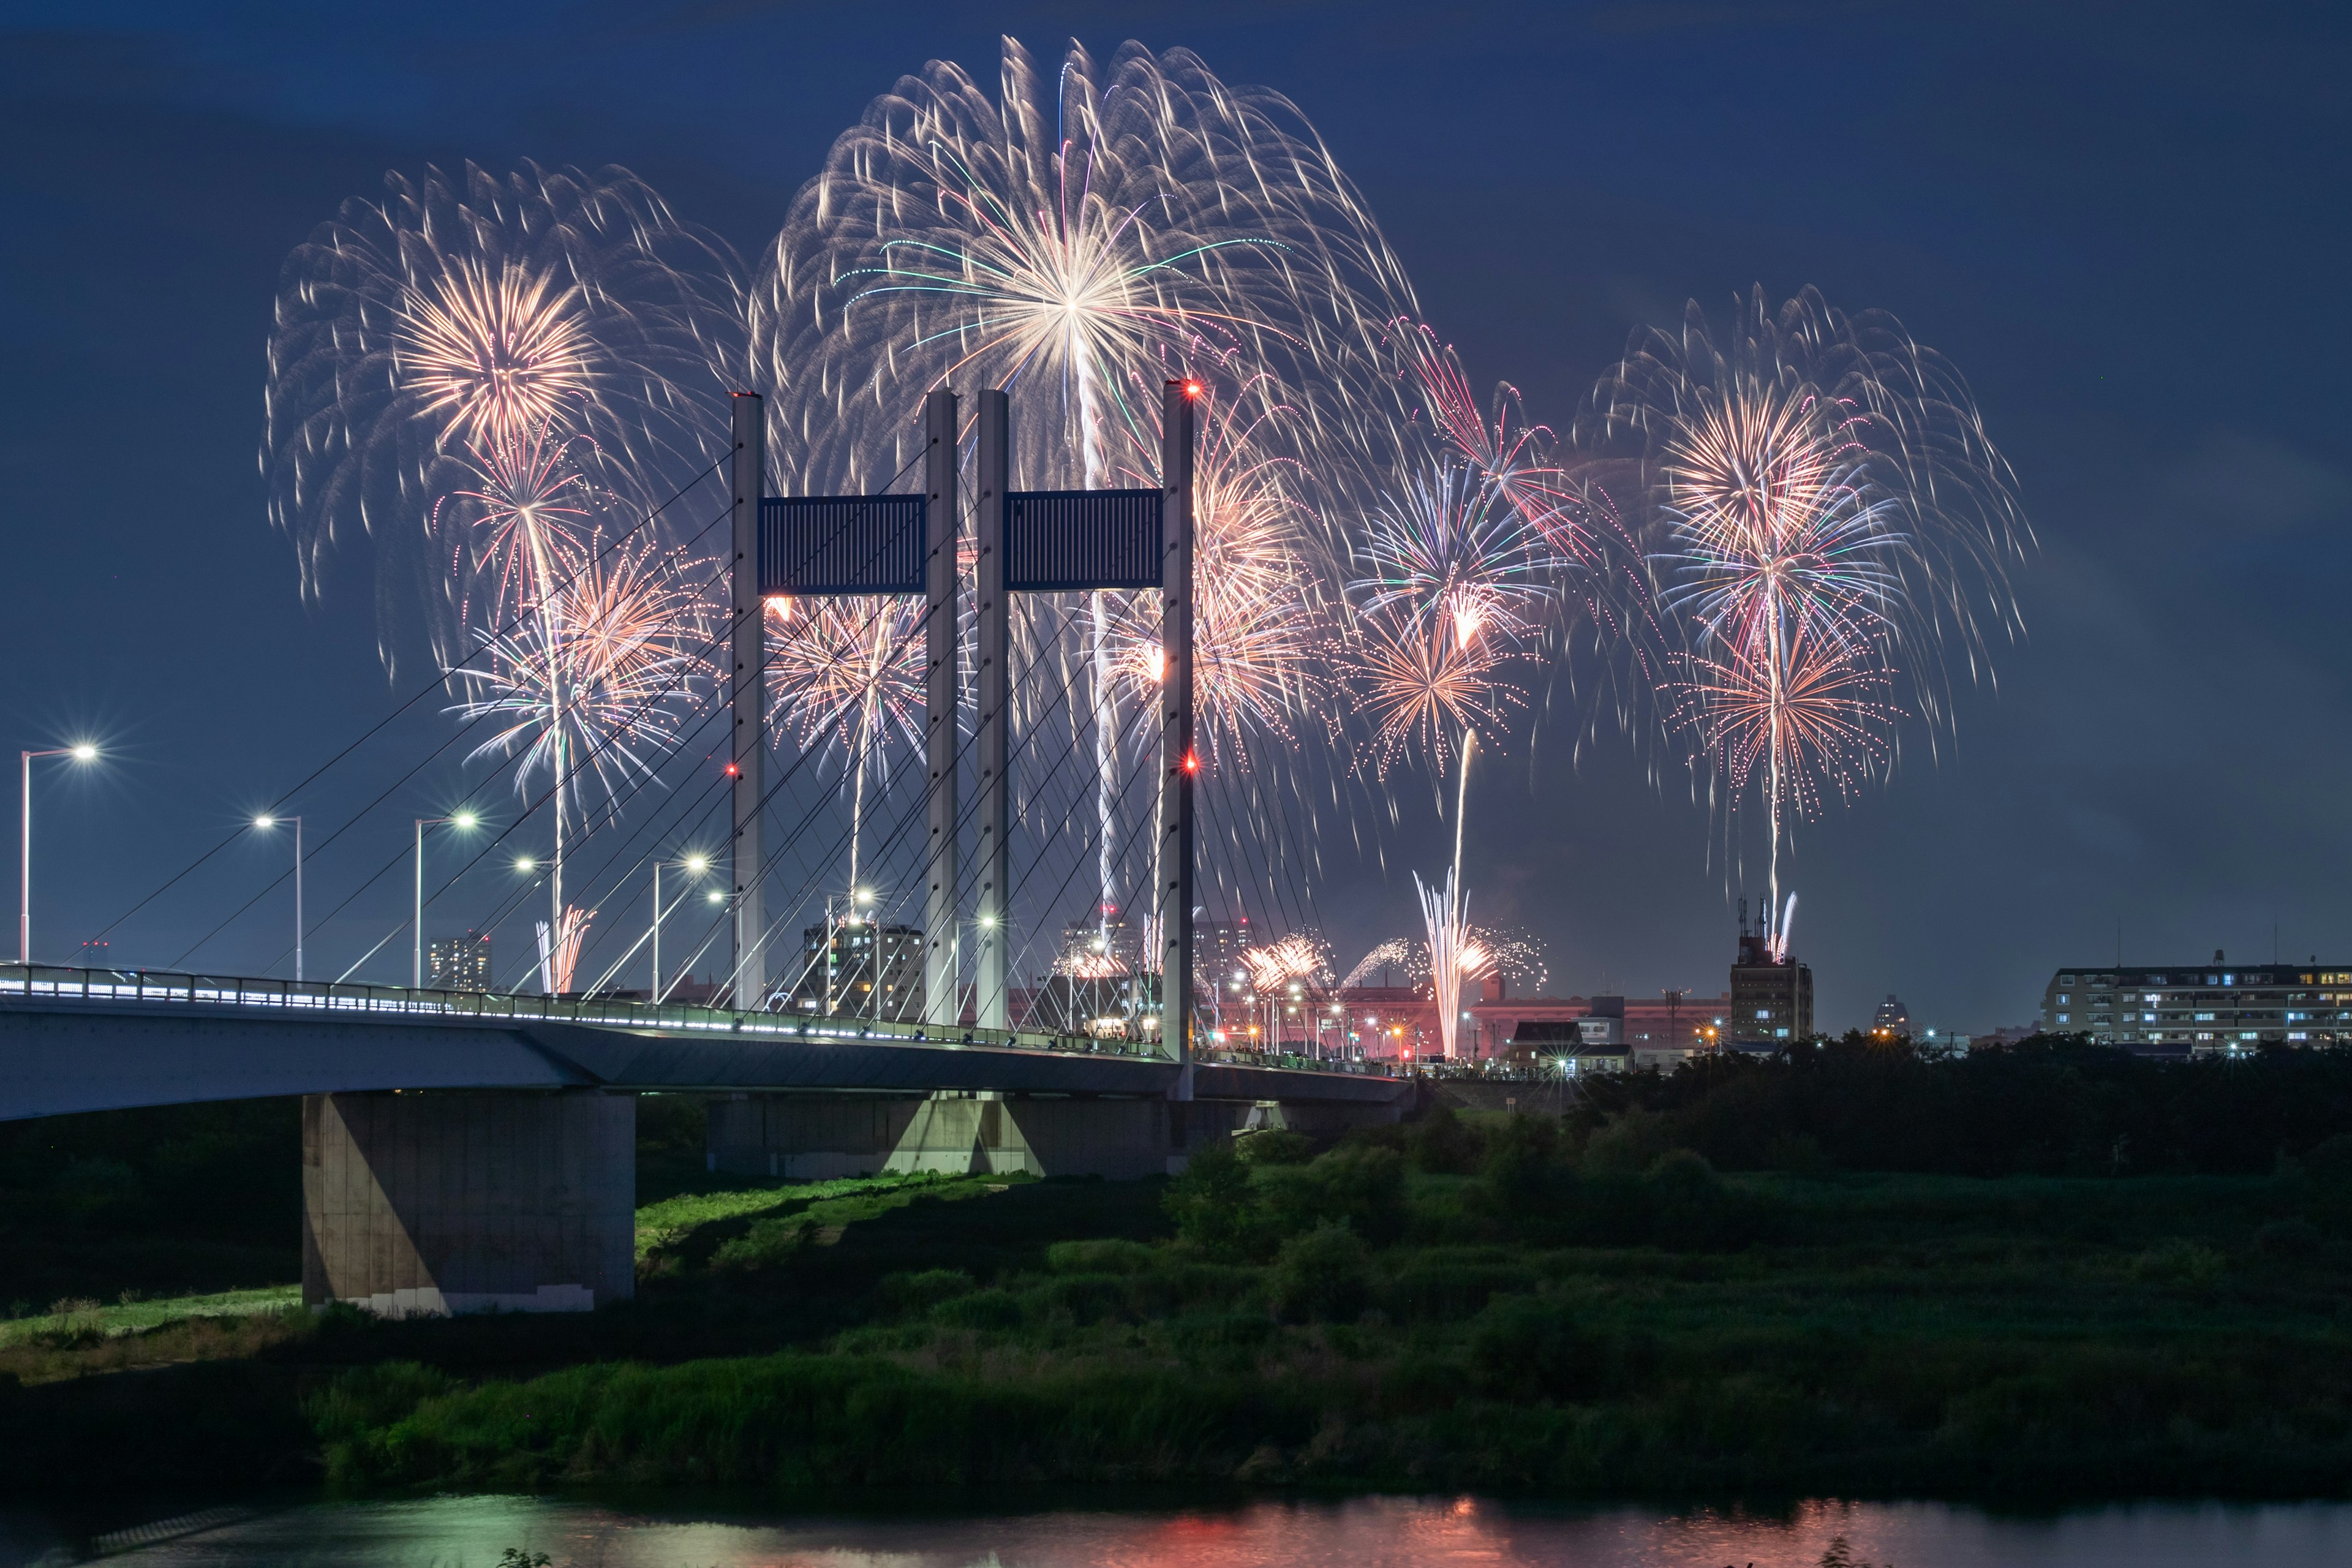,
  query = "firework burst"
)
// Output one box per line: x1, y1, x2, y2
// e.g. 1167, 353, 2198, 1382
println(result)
266, 160, 741, 669
449, 533, 715, 824
1582, 285, 2027, 911
765, 595, 927, 894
